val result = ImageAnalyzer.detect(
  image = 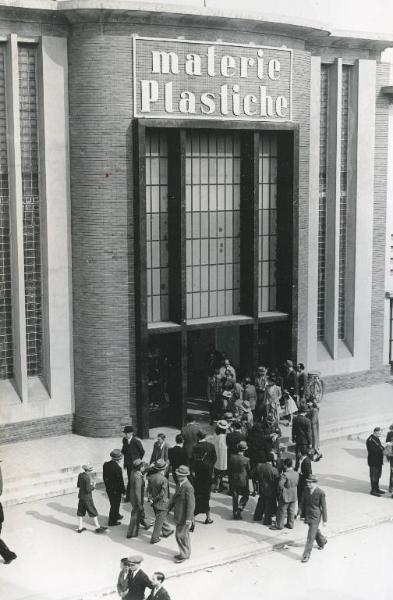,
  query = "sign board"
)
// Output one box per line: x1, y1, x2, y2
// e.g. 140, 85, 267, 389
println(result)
133, 37, 292, 121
